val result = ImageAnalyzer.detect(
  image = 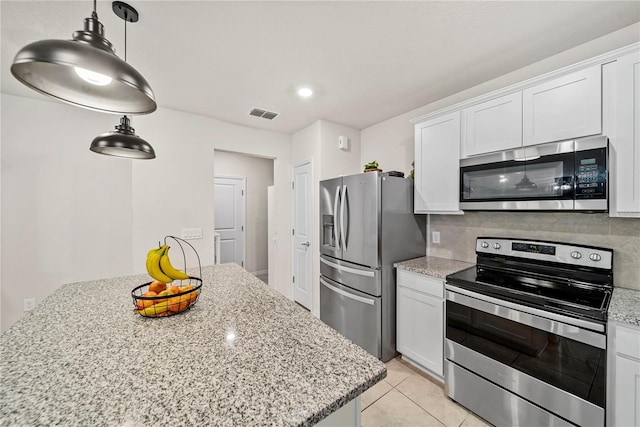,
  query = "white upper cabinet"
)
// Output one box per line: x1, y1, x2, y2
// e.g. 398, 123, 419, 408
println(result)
522, 65, 602, 146
414, 111, 461, 214
462, 92, 523, 157
612, 51, 640, 216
